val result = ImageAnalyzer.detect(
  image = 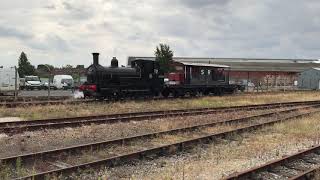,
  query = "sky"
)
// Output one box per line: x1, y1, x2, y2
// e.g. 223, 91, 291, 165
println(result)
0, 0, 320, 68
